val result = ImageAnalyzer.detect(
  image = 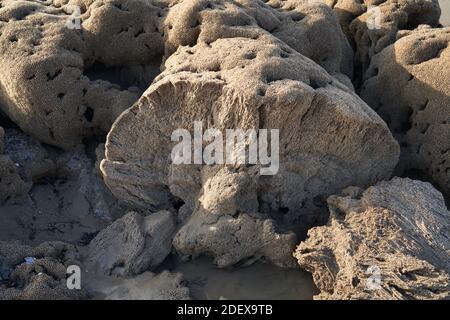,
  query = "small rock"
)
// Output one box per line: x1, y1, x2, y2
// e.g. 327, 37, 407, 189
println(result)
87, 211, 175, 276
